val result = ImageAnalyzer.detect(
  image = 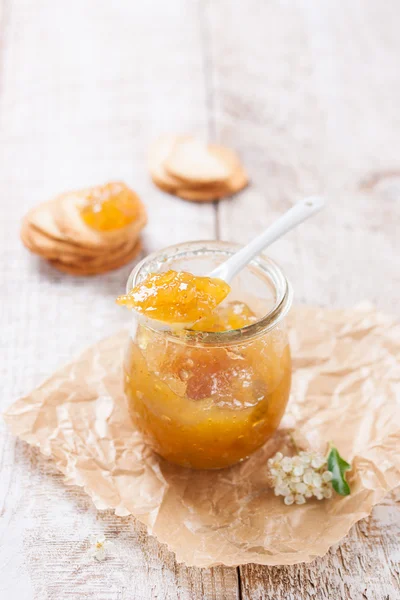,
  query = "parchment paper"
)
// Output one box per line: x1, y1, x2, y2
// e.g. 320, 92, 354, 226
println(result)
4, 304, 400, 567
